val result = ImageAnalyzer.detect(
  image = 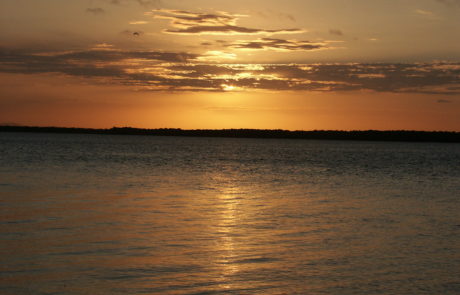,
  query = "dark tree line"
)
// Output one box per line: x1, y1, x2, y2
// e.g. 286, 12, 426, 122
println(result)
1, 125, 459, 143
